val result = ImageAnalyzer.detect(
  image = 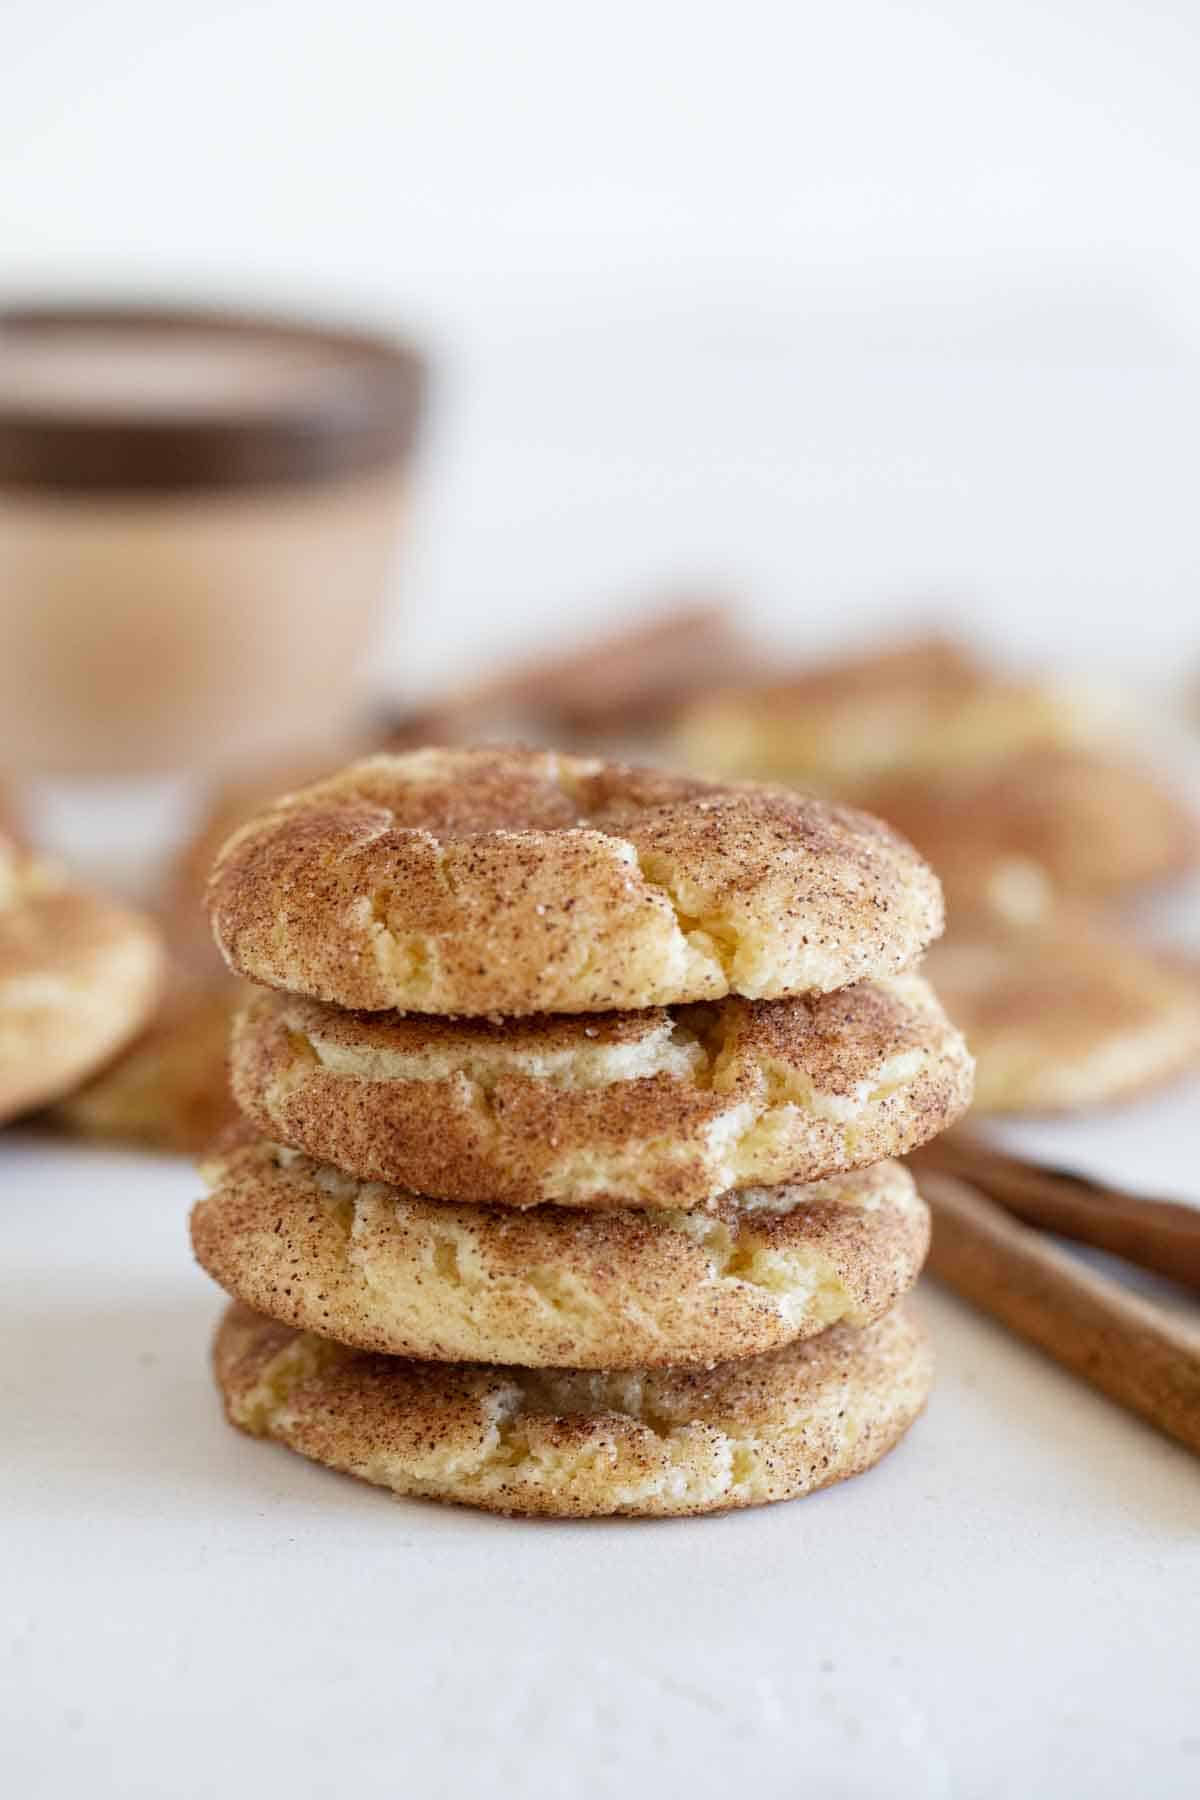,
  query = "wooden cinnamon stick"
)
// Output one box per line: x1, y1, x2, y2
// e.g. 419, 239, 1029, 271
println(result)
913, 1136, 1200, 1294
920, 1169, 1200, 1457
